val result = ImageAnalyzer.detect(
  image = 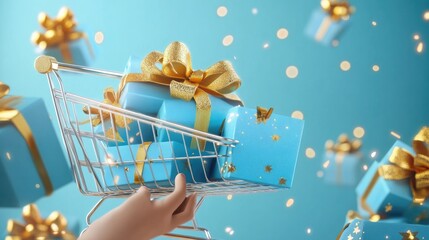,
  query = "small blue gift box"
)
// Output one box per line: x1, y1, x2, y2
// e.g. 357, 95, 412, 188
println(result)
356, 141, 429, 224
100, 141, 213, 189
337, 219, 429, 240
0, 98, 71, 207
305, 9, 349, 45
323, 152, 363, 186
211, 106, 304, 188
